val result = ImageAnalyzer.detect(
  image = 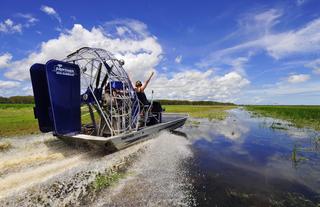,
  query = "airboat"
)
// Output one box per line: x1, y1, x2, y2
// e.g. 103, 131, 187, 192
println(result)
30, 47, 188, 151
